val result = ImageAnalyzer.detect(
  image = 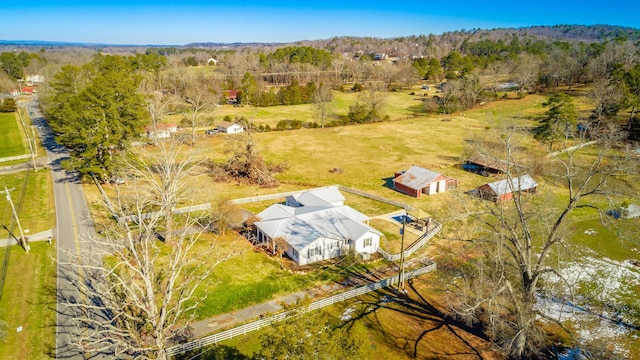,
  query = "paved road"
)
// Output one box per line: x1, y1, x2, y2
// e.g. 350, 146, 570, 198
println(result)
26, 100, 98, 359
